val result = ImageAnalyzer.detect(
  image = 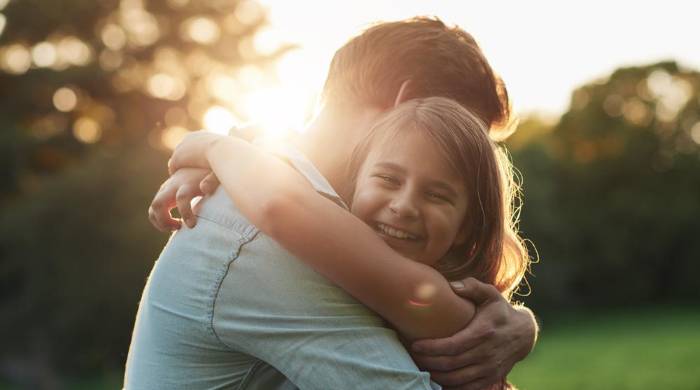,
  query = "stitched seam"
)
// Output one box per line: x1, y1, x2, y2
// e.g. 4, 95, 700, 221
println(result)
209, 229, 261, 351
196, 214, 256, 235
235, 360, 264, 390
